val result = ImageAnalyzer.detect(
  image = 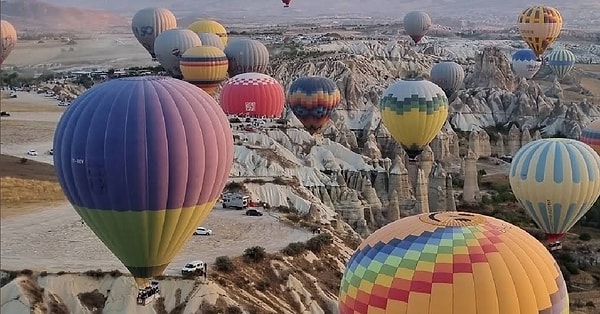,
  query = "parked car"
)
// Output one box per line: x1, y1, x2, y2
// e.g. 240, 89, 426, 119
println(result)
48, 148, 54, 155
0, 111, 10, 117
245, 209, 263, 216
193, 227, 212, 236
27, 149, 38, 156
181, 260, 206, 276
